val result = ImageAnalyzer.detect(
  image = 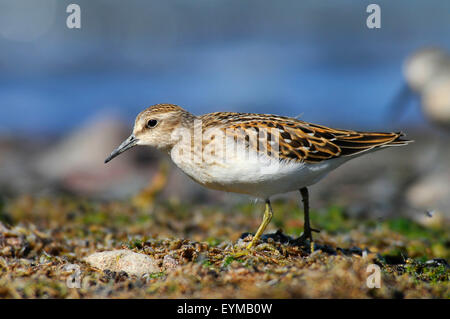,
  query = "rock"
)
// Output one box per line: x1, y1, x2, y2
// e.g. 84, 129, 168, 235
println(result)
84, 249, 160, 276
406, 164, 450, 221
33, 112, 155, 198
35, 112, 129, 180
415, 211, 445, 228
